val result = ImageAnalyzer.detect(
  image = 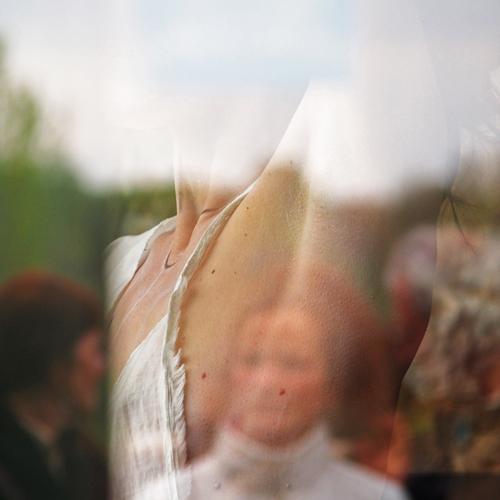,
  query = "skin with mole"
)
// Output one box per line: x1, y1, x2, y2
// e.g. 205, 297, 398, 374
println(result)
111, 159, 442, 461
